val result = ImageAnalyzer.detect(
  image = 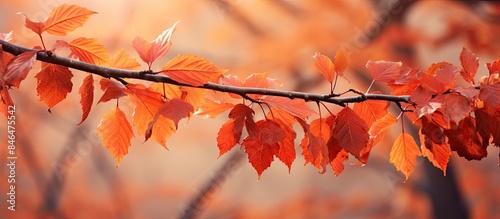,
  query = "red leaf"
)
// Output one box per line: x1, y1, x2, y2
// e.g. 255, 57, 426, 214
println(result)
242, 120, 285, 179
479, 82, 500, 107
4, 51, 37, 88
145, 99, 194, 143
444, 116, 487, 160
132, 21, 178, 68
486, 59, 500, 75
97, 107, 134, 166
69, 37, 110, 66
421, 62, 459, 93
263, 96, 316, 119
330, 149, 348, 176
313, 51, 334, 82
17, 13, 44, 35
216, 104, 256, 157
459, 47, 478, 84
420, 132, 452, 175
98, 78, 126, 103
366, 60, 402, 83
161, 54, 227, 86
77, 74, 94, 125
390, 133, 422, 180
43, 4, 97, 36
353, 98, 389, 127
333, 107, 369, 161
438, 93, 472, 124
35, 63, 73, 108
298, 117, 331, 173
273, 119, 296, 172
0, 87, 13, 118
475, 104, 500, 147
